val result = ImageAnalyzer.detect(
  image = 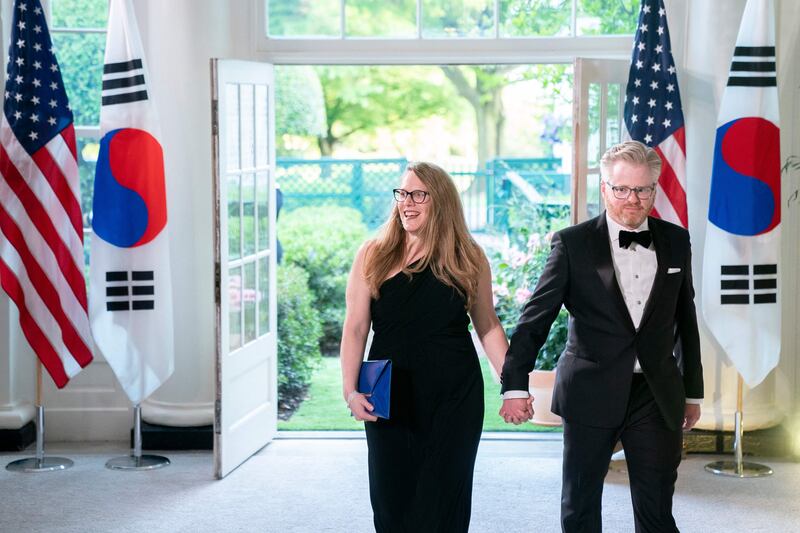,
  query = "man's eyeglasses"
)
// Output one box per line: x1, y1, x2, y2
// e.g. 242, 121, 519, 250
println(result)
604, 181, 656, 200
393, 189, 430, 204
